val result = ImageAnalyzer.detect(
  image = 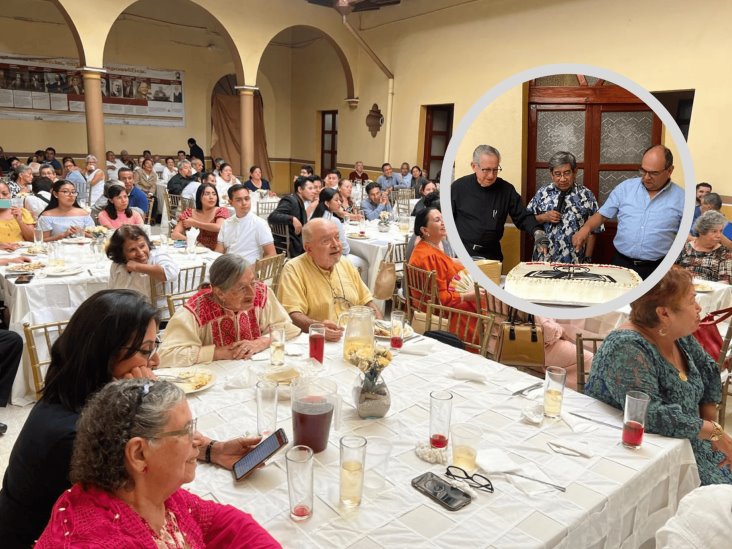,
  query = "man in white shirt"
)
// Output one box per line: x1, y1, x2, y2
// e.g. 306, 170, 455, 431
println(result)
215, 184, 276, 264
324, 170, 340, 190
191, 157, 204, 176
